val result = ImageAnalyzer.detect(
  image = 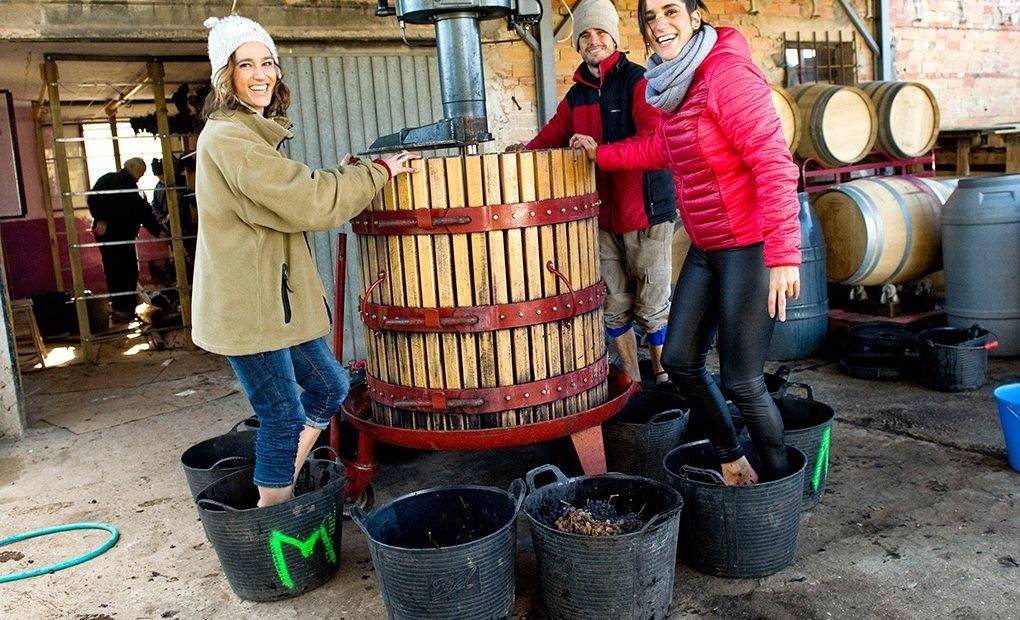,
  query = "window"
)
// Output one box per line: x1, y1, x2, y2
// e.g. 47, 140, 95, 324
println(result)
81, 121, 163, 198
783, 32, 858, 87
